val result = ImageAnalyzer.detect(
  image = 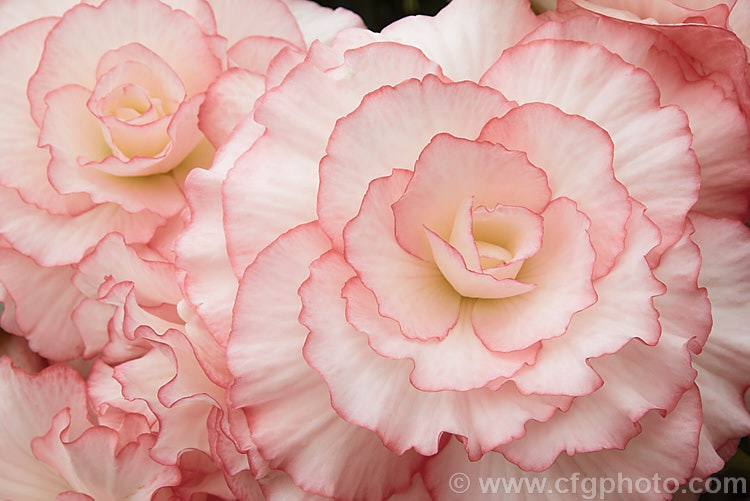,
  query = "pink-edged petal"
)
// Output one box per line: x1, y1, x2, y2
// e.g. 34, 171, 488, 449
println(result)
0, 19, 93, 216
510, 202, 665, 395
319, 78, 516, 251
0, 249, 85, 361
521, 15, 750, 221
653, 22, 750, 151
87, 0, 220, 35
498, 334, 698, 471
72, 233, 182, 306
343, 277, 539, 392
198, 68, 265, 148
228, 35, 297, 74
472, 198, 597, 353
0, 331, 46, 374
222, 42, 443, 273
301, 250, 569, 460
0, 185, 165, 266
92, 43, 186, 104
479, 103, 630, 279
228, 222, 425, 500
389, 134, 550, 261
424, 387, 702, 501
729, 0, 750, 44
560, 0, 732, 25
87, 359, 157, 430
98, 111, 172, 160
155, 449, 238, 501
32, 410, 180, 498
113, 328, 226, 466
481, 39, 700, 260
343, 170, 461, 341
71, 297, 116, 359
337, 0, 541, 81
264, 43, 307, 90
648, 52, 750, 220
690, 214, 750, 462
82, 282, 153, 365
177, 168, 239, 345
27, 0, 222, 125
280, 0, 365, 46
0, 358, 89, 501
651, 219, 712, 351
38, 83, 110, 163
205, 0, 305, 48
0, 0, 78, 34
